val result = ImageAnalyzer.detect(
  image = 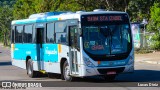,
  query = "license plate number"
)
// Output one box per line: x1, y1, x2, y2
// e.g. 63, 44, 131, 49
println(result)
107, 71, 116, 75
